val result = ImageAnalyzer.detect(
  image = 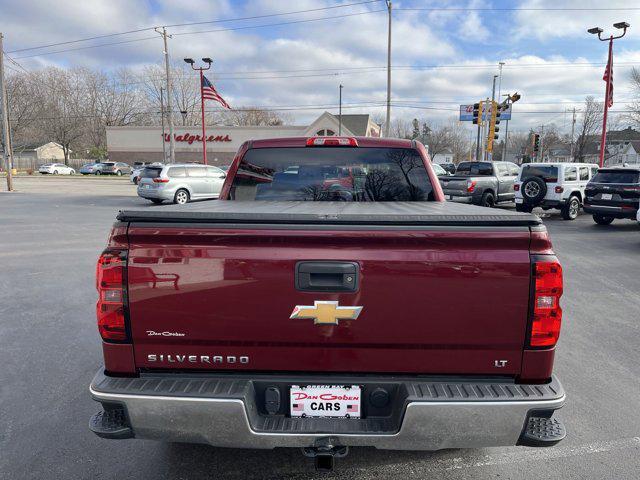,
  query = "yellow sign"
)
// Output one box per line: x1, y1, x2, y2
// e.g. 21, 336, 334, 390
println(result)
290, 301, 363, 326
